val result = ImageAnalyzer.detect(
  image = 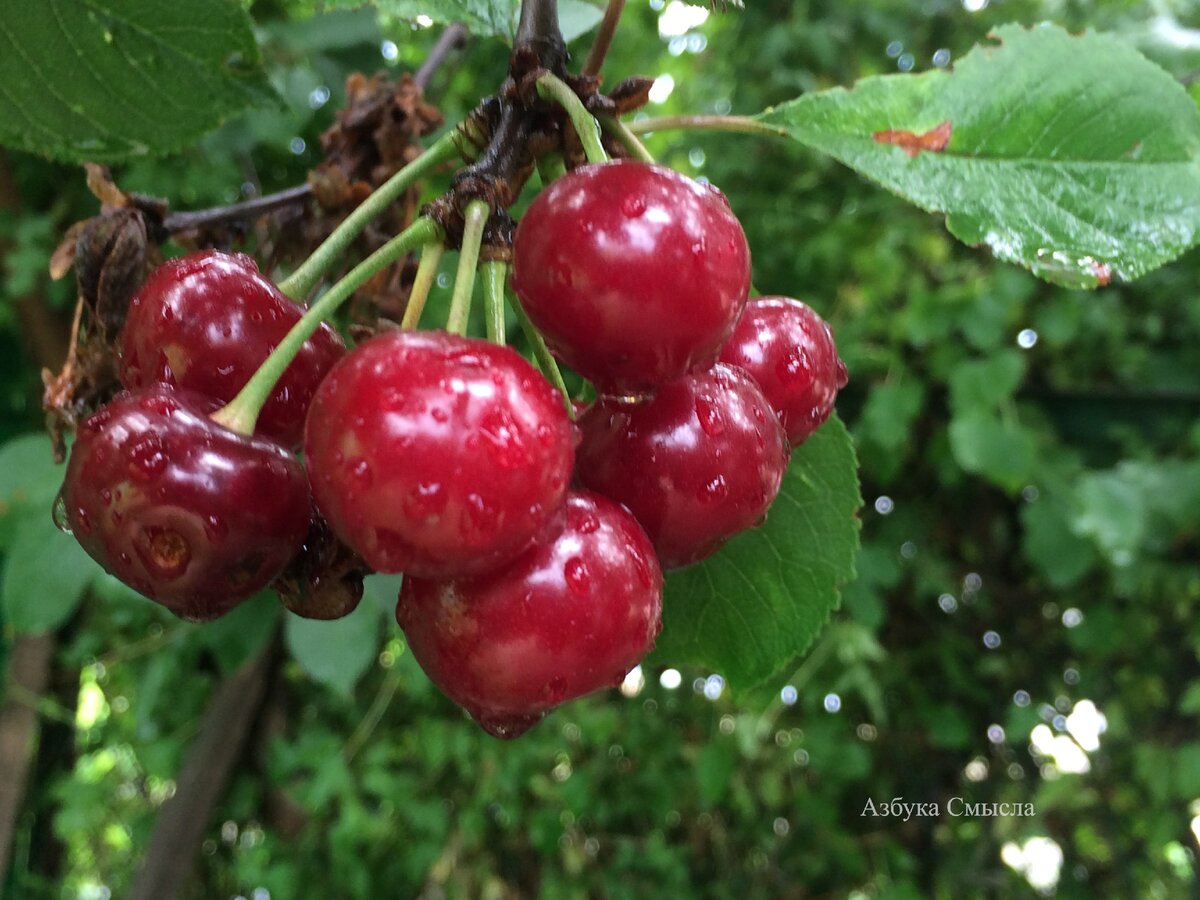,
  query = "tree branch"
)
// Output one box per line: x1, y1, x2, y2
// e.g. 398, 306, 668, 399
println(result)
415, 23, 469, 89
583, 0, 625, 76
162, 185, 313, 235
129, 636, 279, 900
